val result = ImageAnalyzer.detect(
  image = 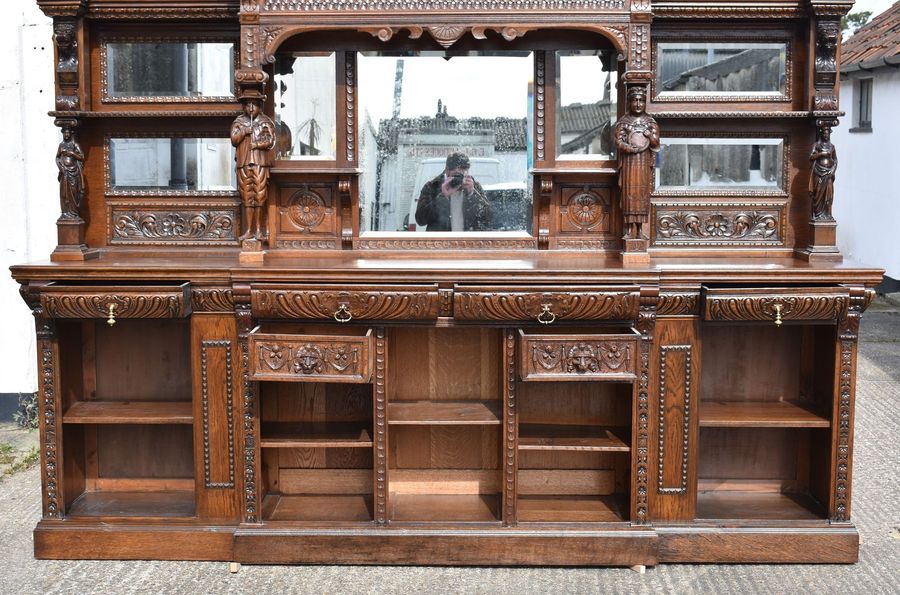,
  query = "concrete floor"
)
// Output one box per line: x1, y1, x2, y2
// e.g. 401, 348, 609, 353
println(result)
0, 302, 897, 594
